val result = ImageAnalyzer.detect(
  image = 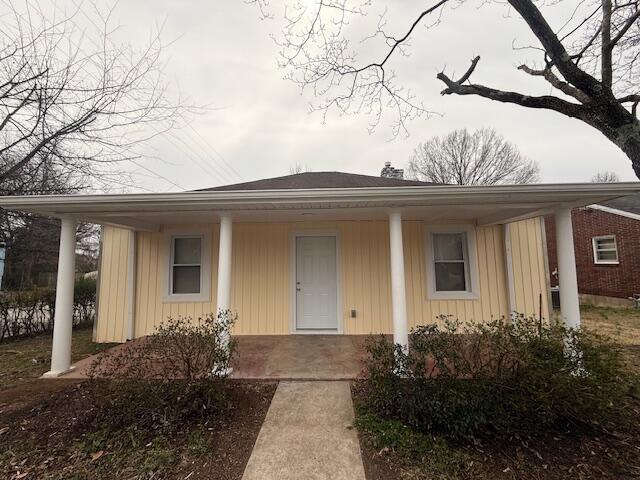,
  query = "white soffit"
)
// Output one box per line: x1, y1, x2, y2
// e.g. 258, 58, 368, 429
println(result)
1, 182, 639, 230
